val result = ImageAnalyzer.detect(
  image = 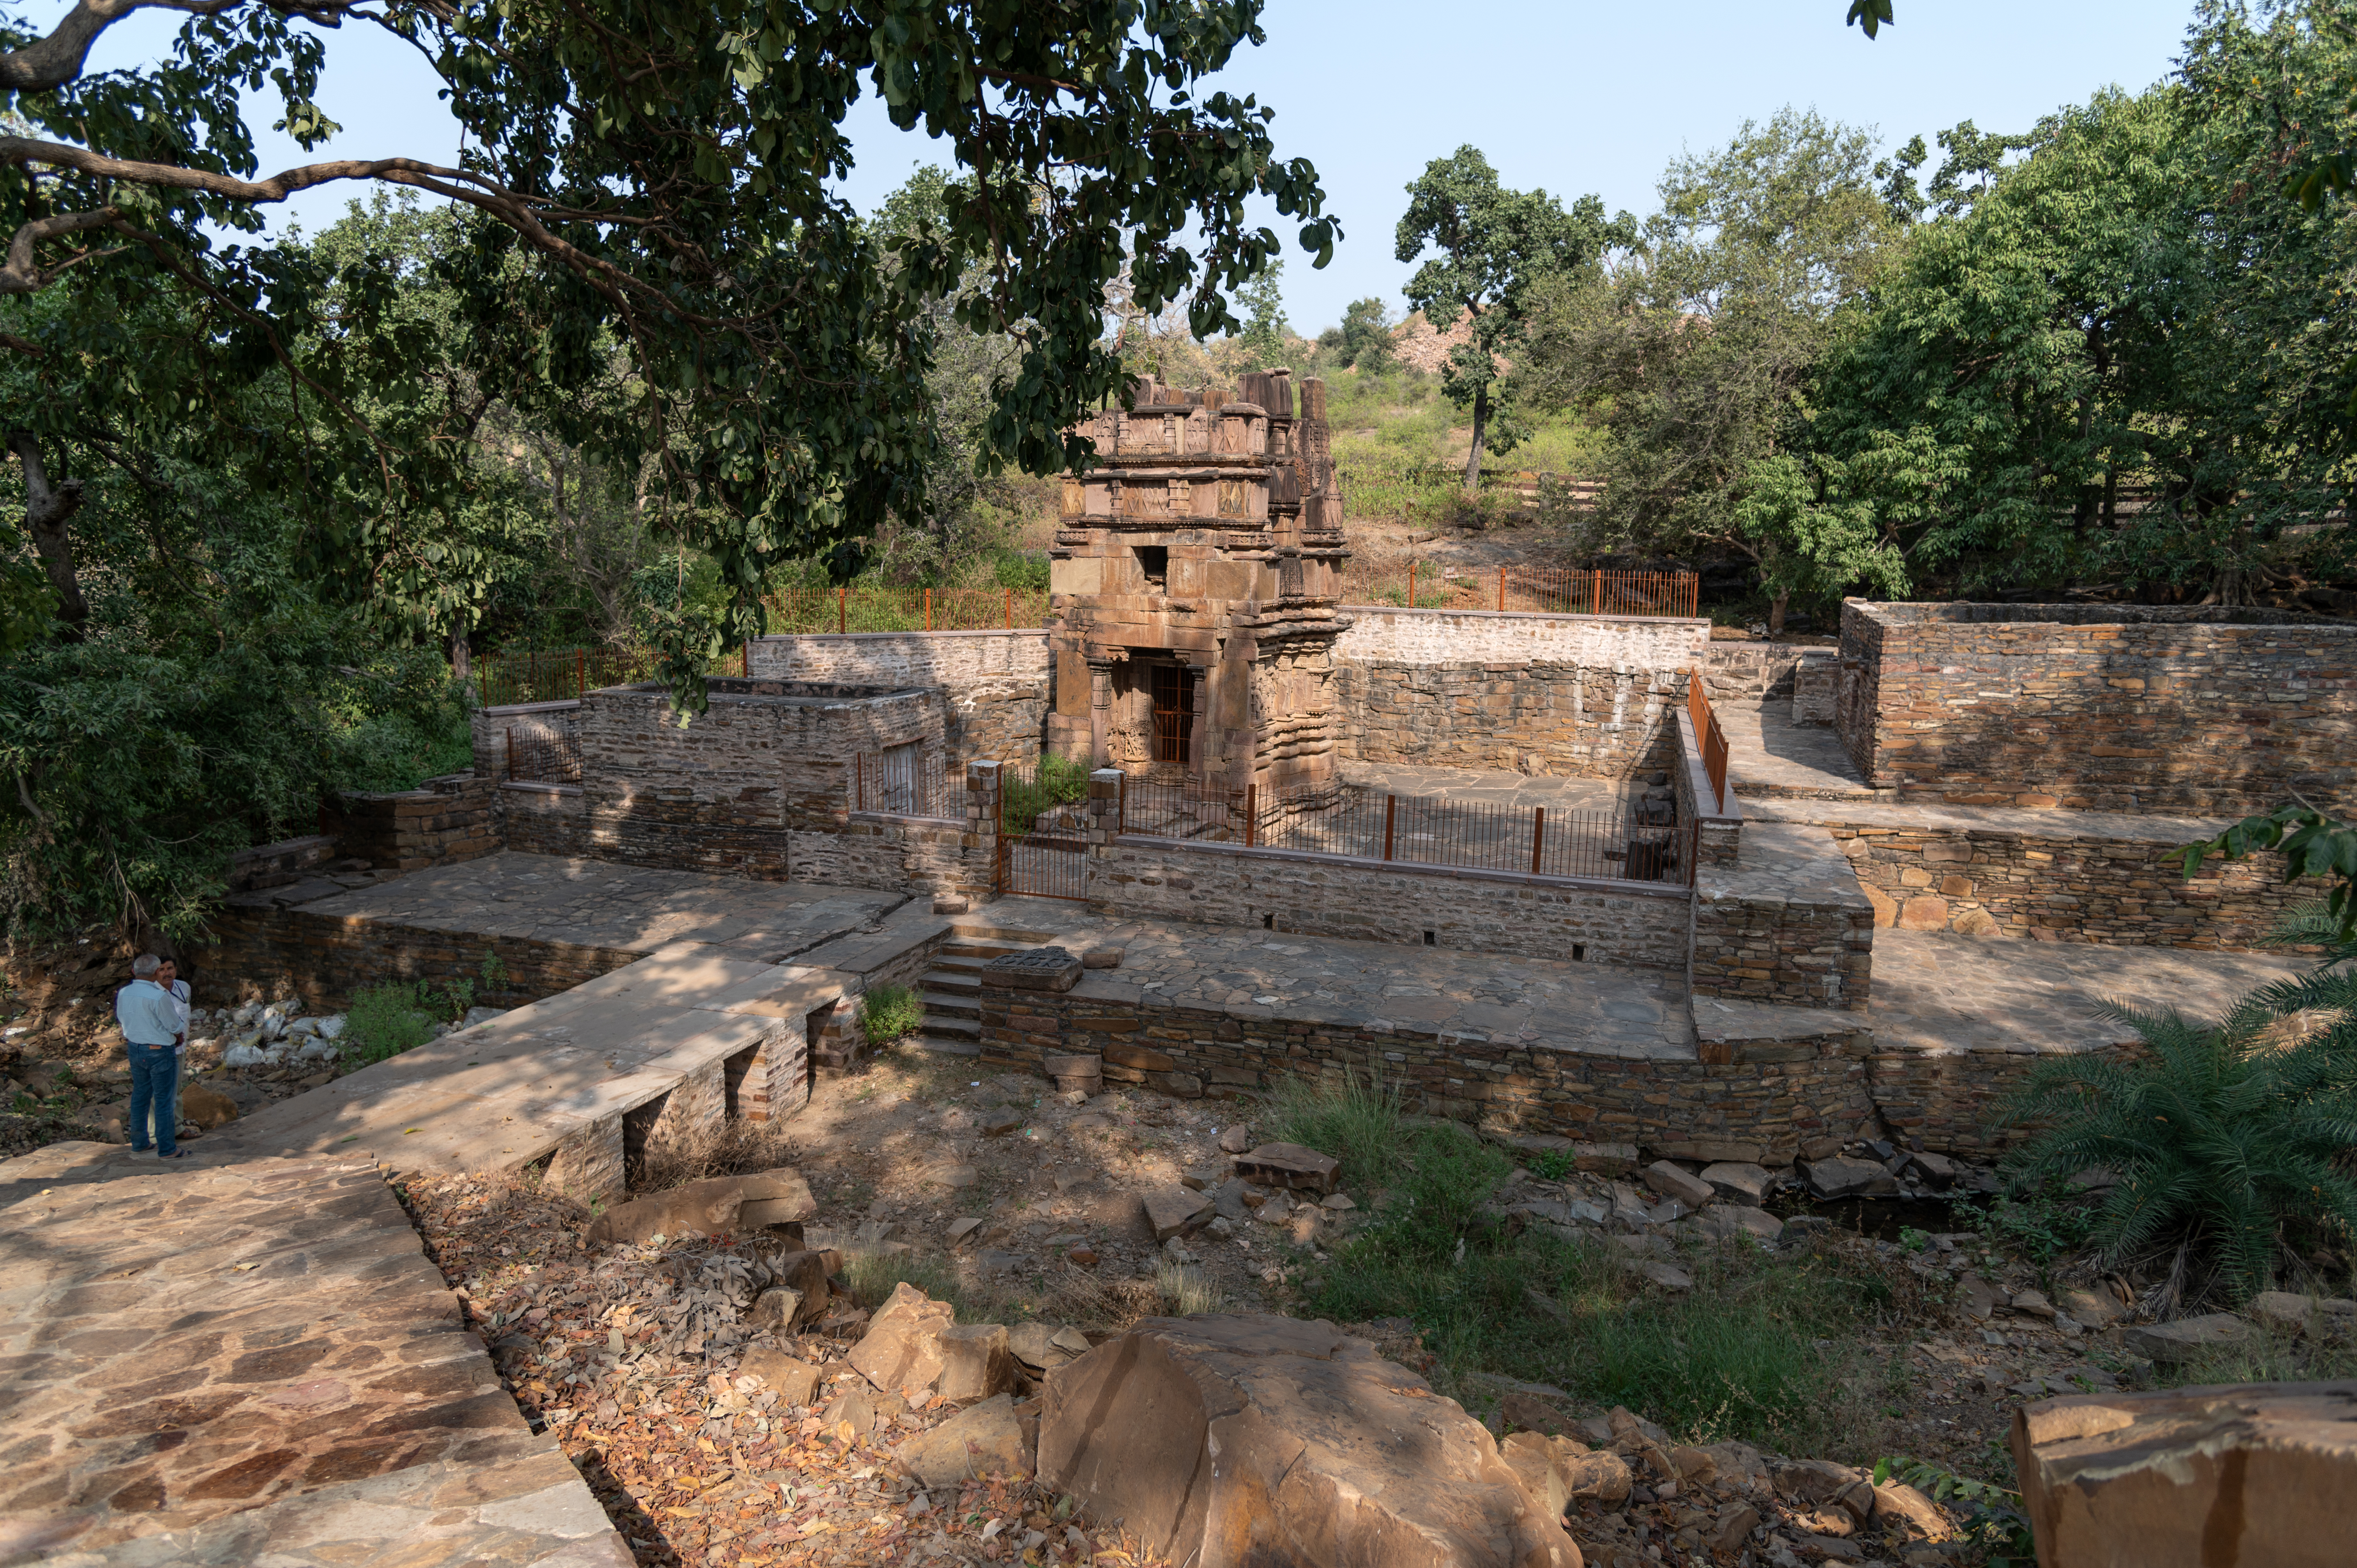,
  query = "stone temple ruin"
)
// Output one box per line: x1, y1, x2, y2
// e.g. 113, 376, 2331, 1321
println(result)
1046, 370, 1351, 796
14, 373, 2357, 1565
